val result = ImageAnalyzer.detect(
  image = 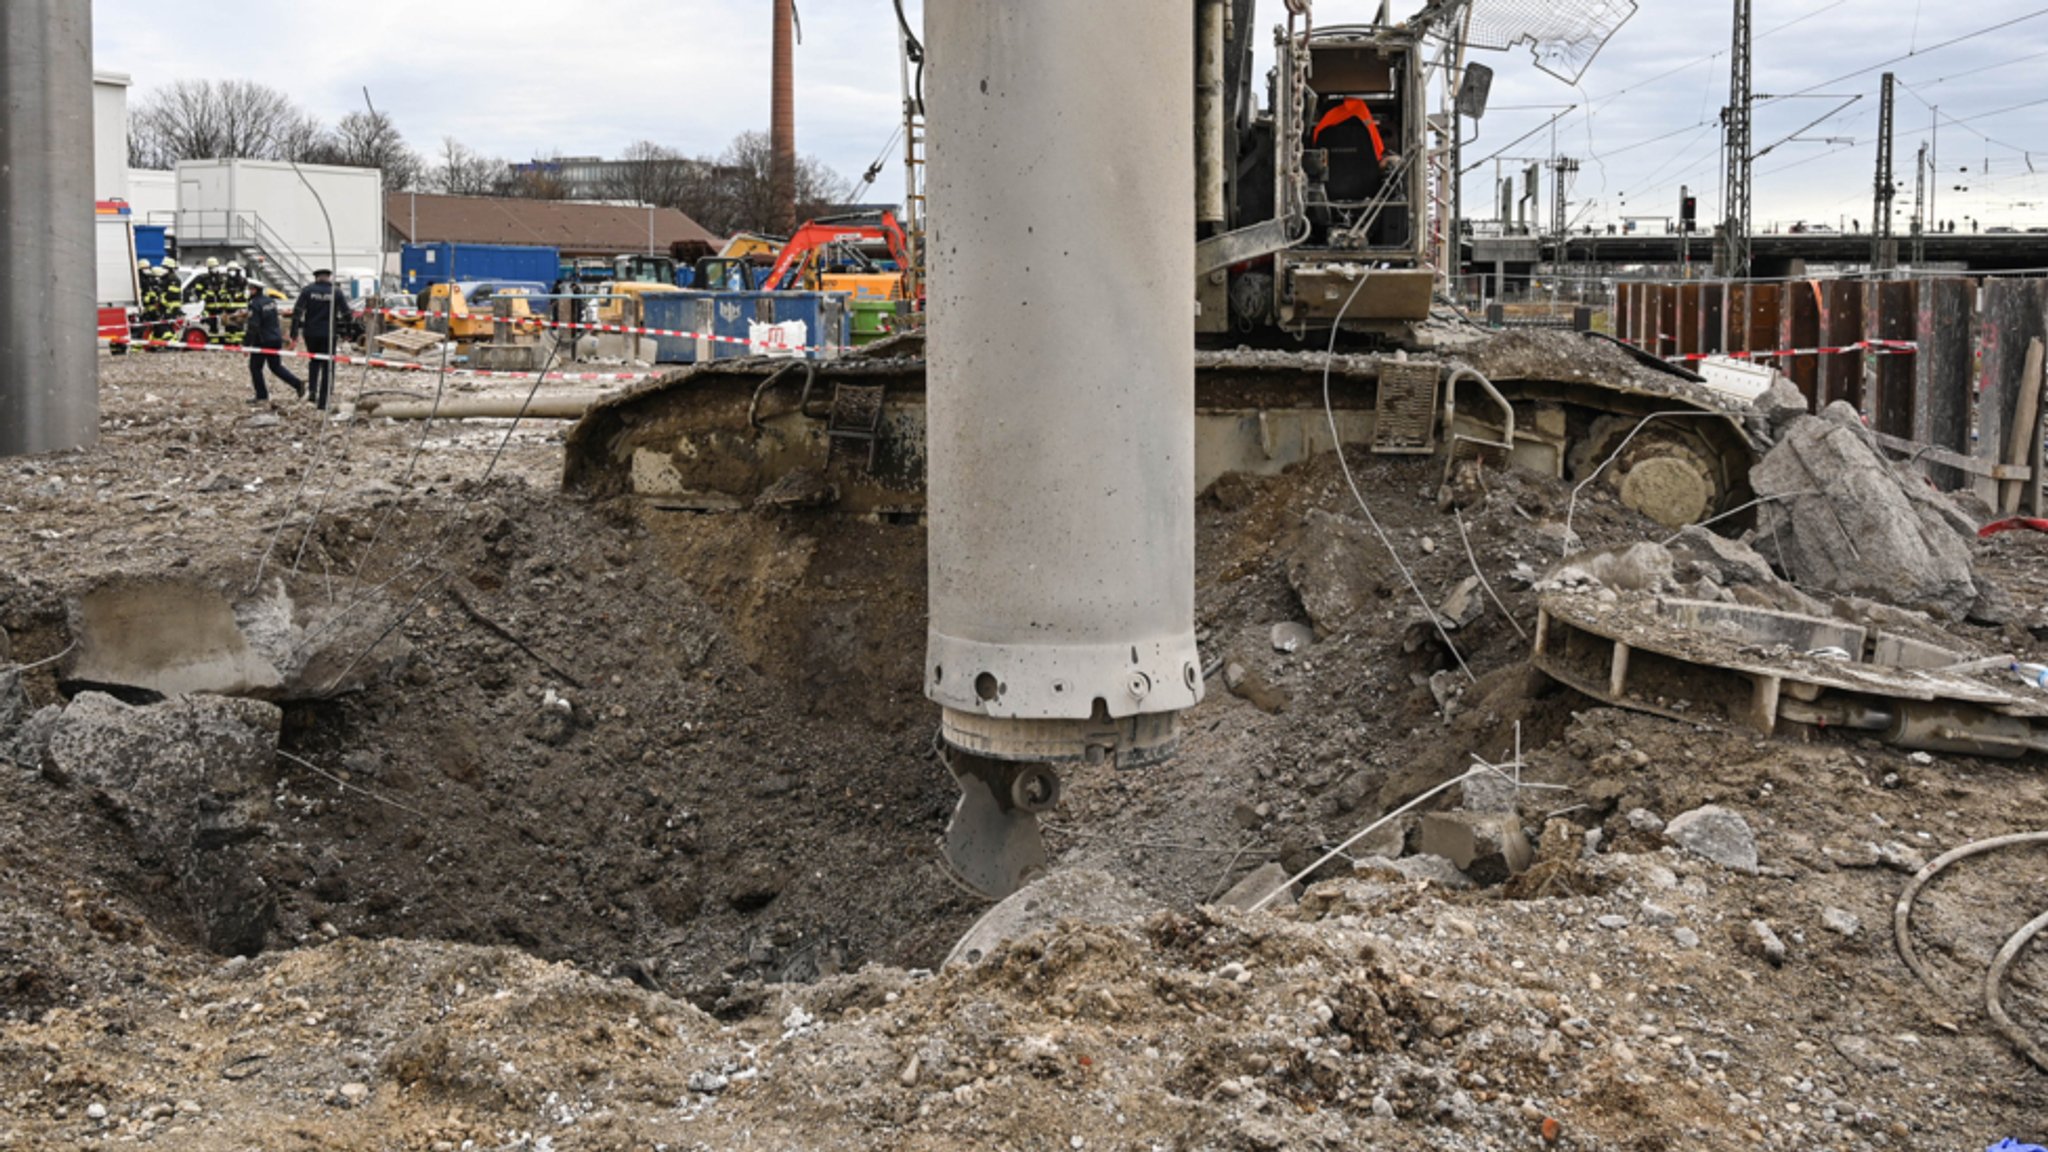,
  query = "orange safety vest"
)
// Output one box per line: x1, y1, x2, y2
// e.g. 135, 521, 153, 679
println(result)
1313, 97, 1387, 165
